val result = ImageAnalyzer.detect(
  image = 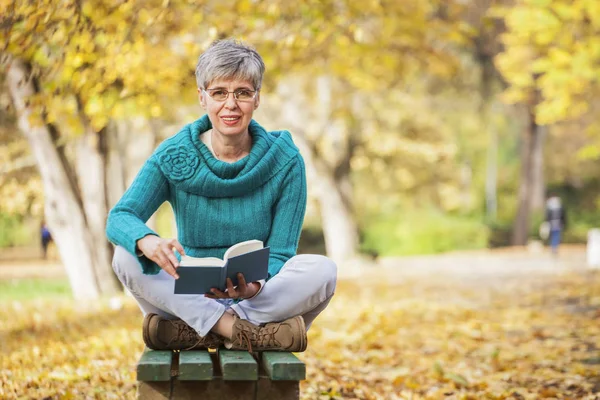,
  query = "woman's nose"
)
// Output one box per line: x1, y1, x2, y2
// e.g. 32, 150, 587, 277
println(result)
224, 93, 238, 109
